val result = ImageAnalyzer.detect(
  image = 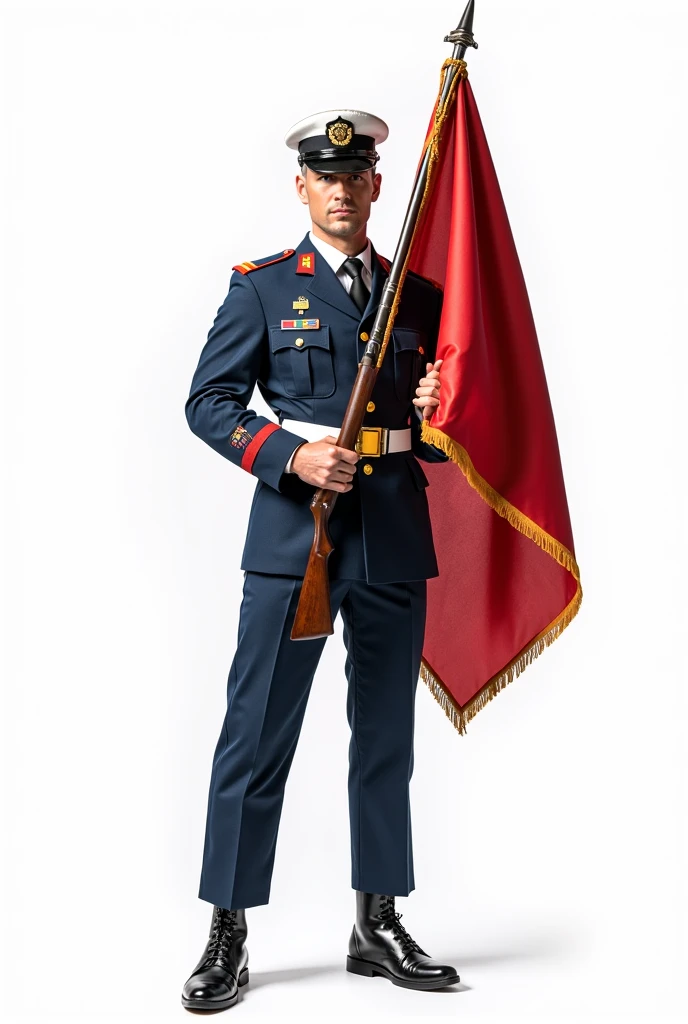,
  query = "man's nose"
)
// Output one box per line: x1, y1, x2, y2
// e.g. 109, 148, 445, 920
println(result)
332, 183, 352, 201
